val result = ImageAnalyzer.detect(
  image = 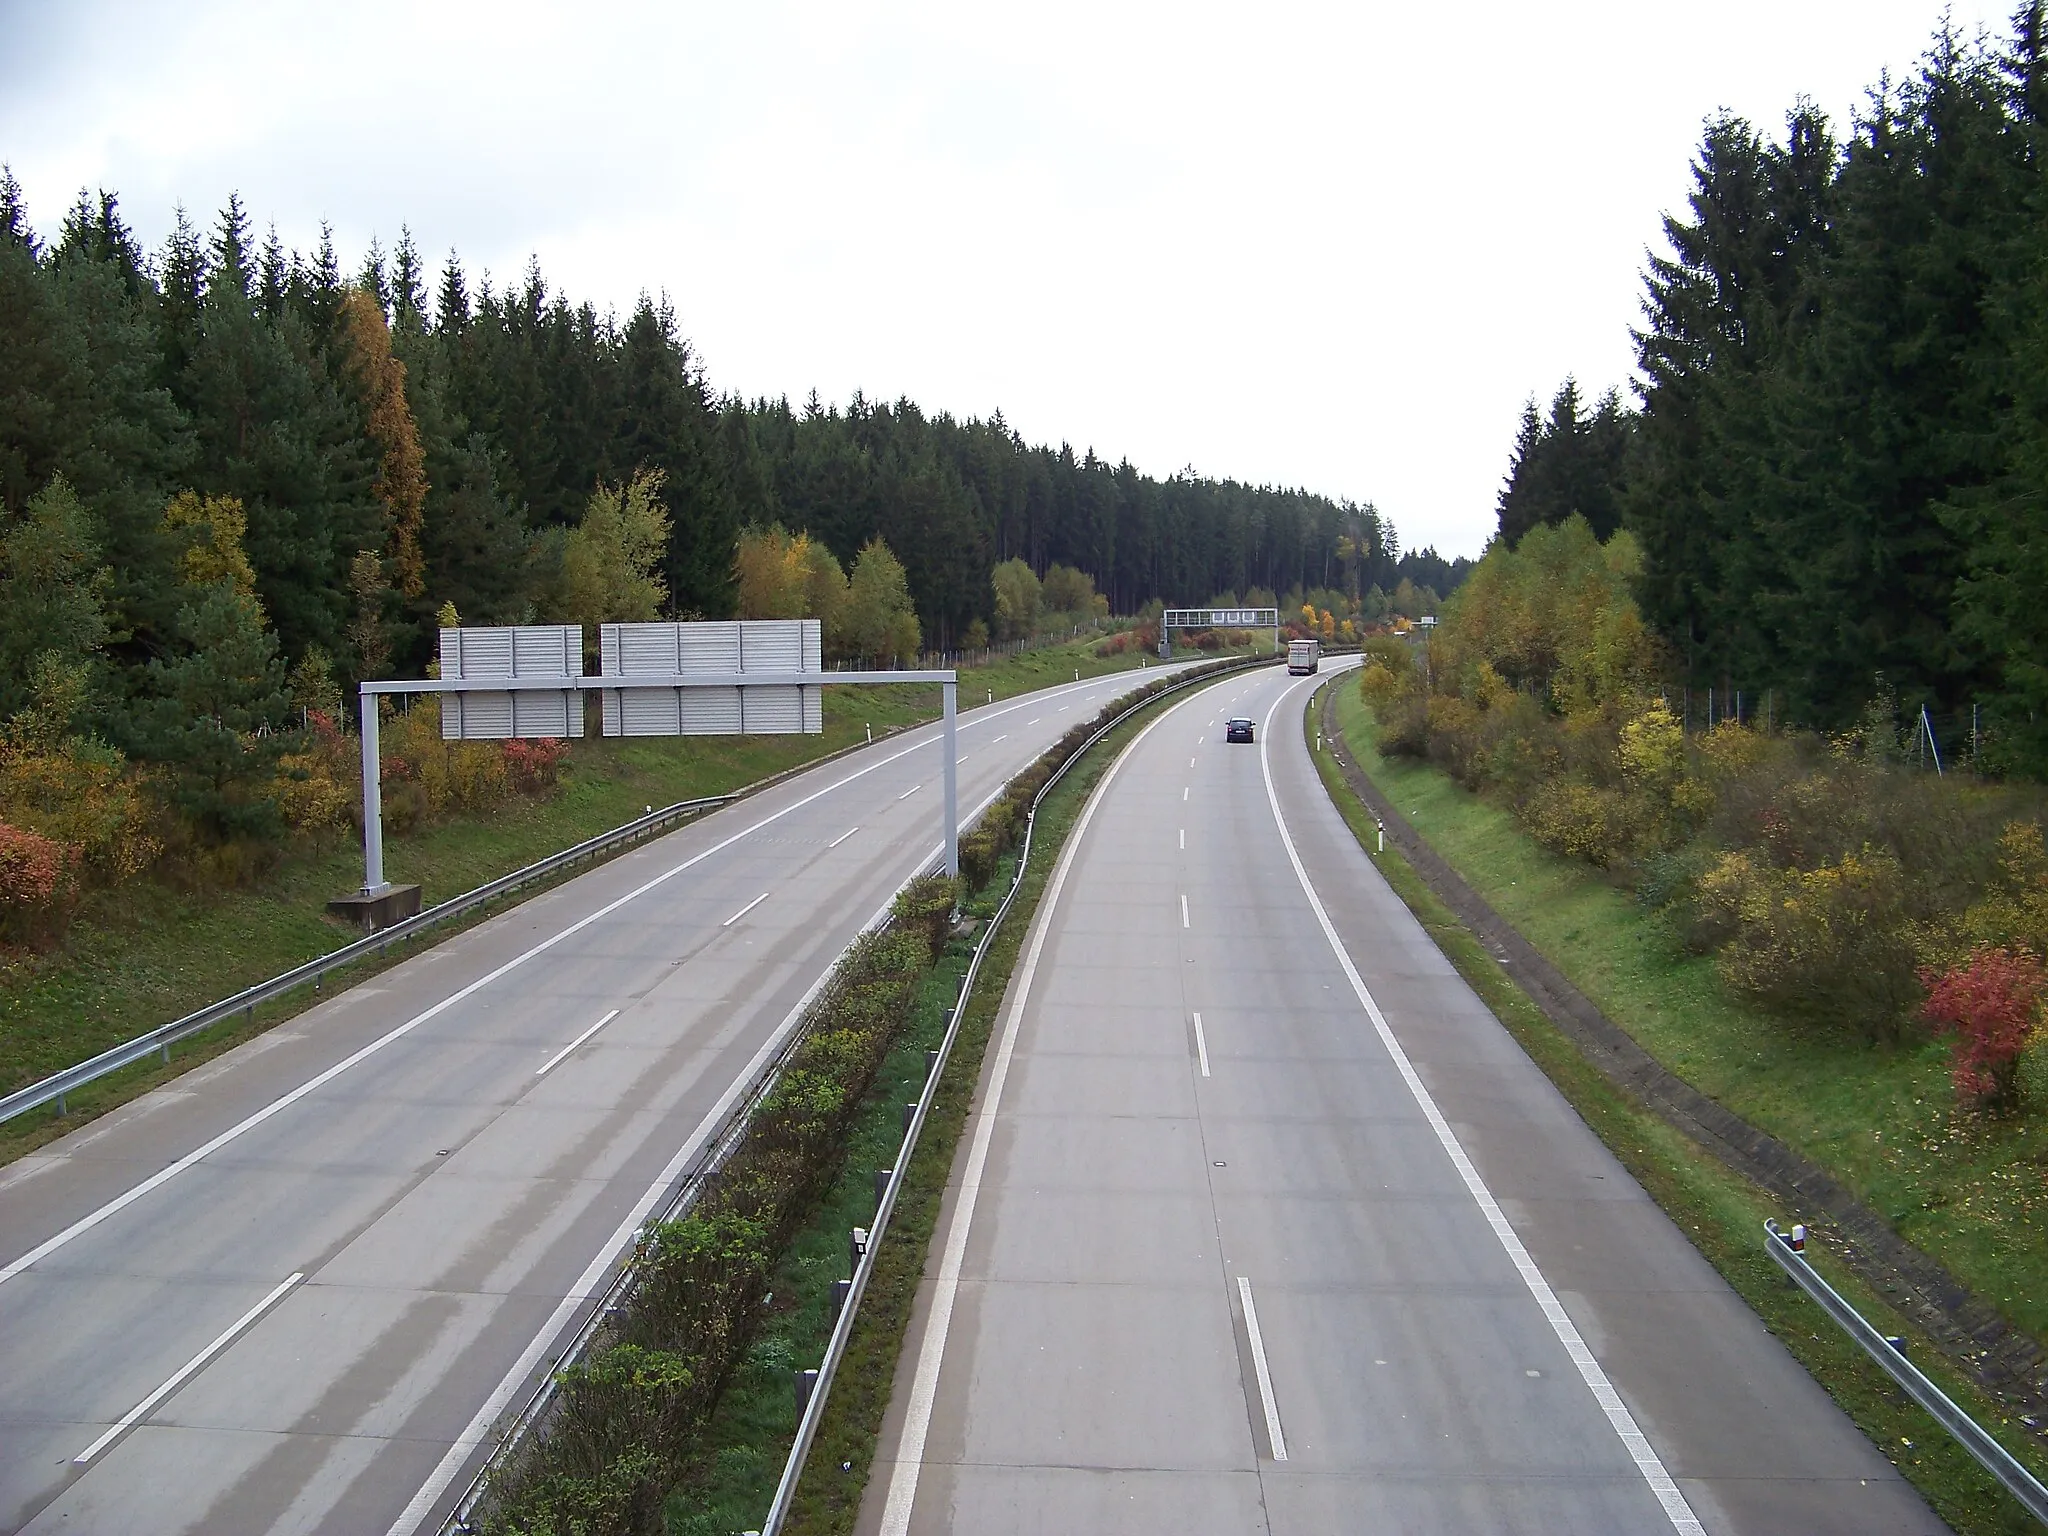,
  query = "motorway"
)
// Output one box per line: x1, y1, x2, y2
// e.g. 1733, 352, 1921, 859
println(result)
867, 661, 1941, 1535
0, 663, 1191, 1536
